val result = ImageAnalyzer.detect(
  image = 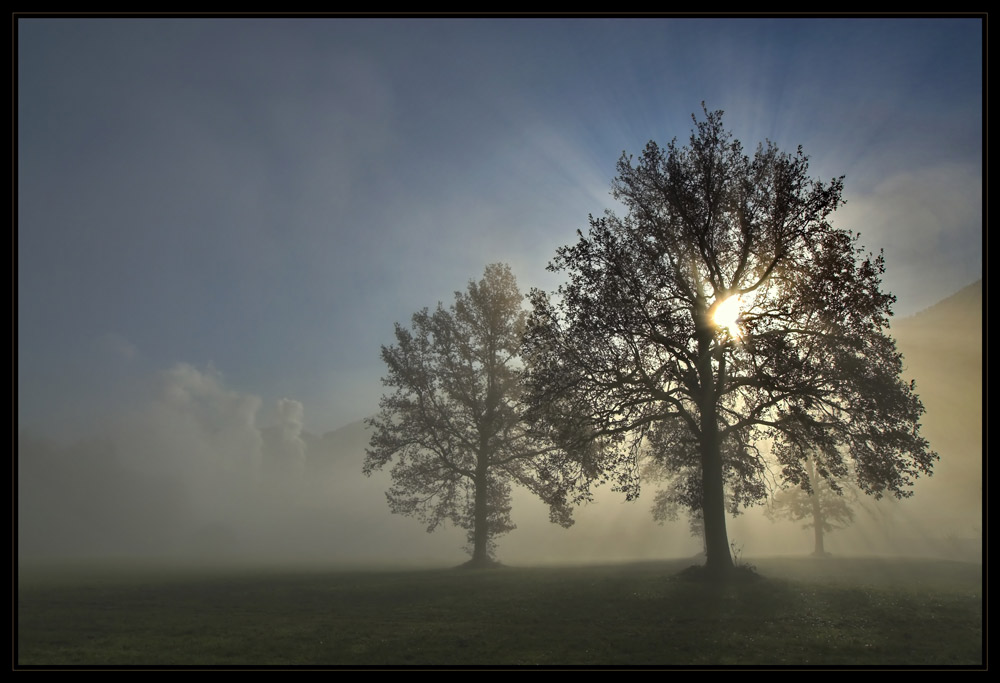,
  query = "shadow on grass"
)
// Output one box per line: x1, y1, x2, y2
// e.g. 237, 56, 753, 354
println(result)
456, 558, 505, 570
17, 556, 982, 667
674, 563, 762, 583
